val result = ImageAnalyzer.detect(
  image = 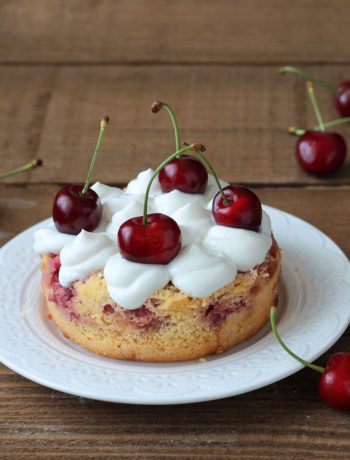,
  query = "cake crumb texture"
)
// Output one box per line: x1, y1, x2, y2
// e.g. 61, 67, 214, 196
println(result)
41, 238, 281, 361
